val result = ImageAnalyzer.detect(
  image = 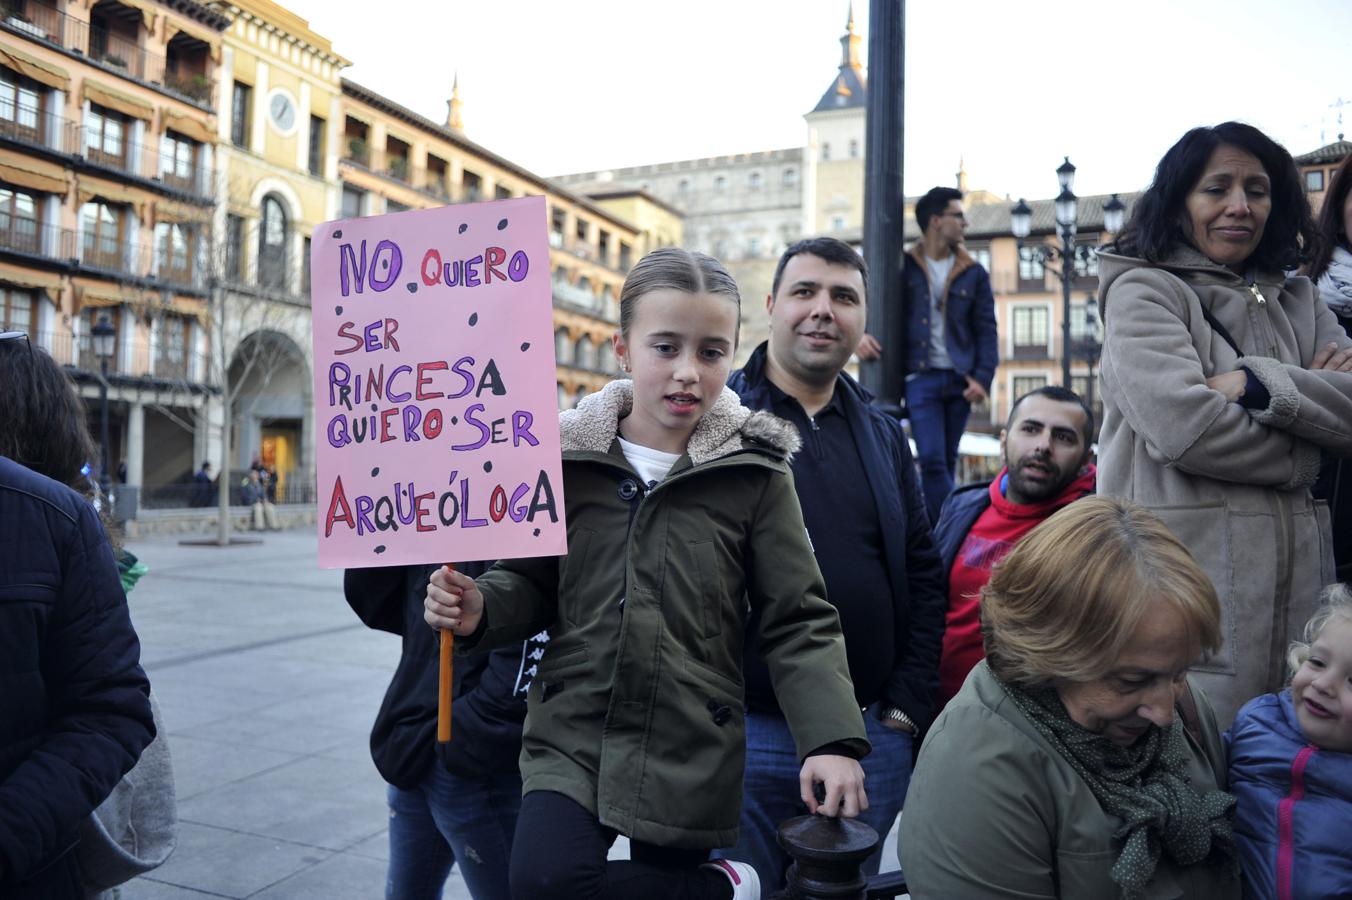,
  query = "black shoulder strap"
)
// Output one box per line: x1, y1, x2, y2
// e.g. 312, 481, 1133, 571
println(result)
1197, 303, 1244, 358
1159, 269, 1245, 359
1176, 680, 1204, 747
